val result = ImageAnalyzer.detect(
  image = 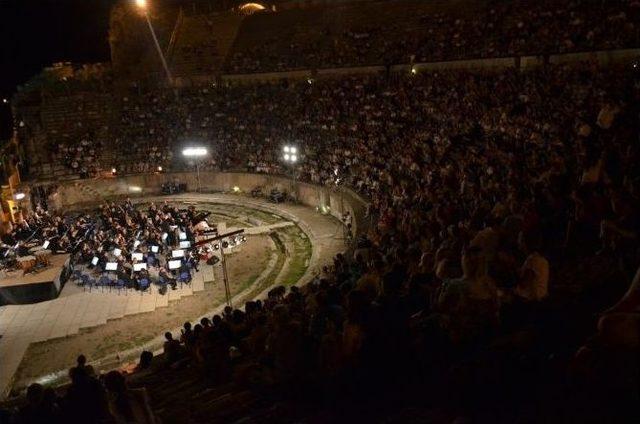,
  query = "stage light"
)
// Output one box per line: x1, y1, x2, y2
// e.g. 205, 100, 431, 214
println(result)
14, 192, 25, 200
135, 0, 147, 9
2, 98, 7, 104
283, 145, 298, 163
182, 147, 208, 157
